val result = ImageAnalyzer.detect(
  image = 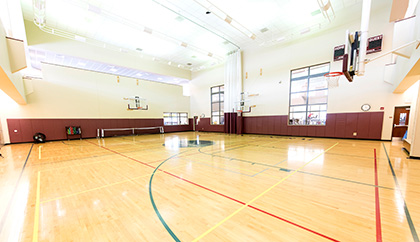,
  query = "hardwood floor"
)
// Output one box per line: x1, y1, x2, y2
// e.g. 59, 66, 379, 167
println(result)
0, 132, 418, 241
